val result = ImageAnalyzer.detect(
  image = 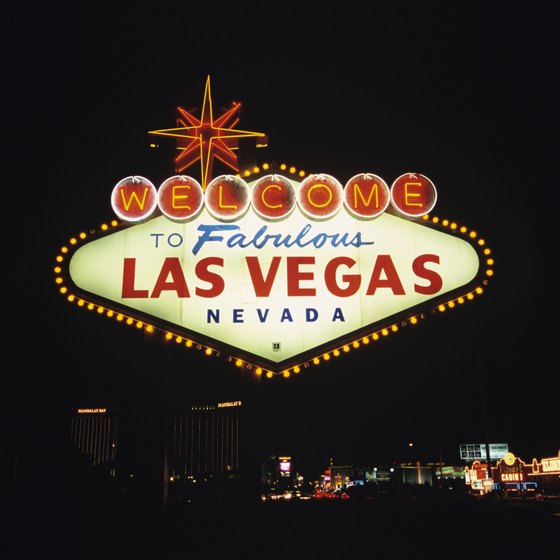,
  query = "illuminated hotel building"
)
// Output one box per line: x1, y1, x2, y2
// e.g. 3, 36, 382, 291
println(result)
70, 407, 118, 476
168, 400, 242, 479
